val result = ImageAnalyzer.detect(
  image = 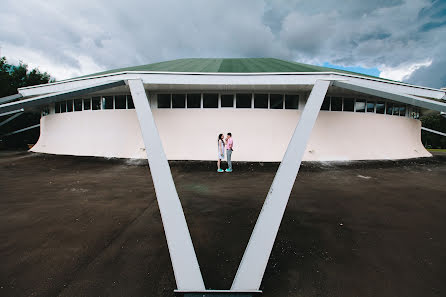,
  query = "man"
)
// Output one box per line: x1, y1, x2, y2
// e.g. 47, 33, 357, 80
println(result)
225, 133, 233, 172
